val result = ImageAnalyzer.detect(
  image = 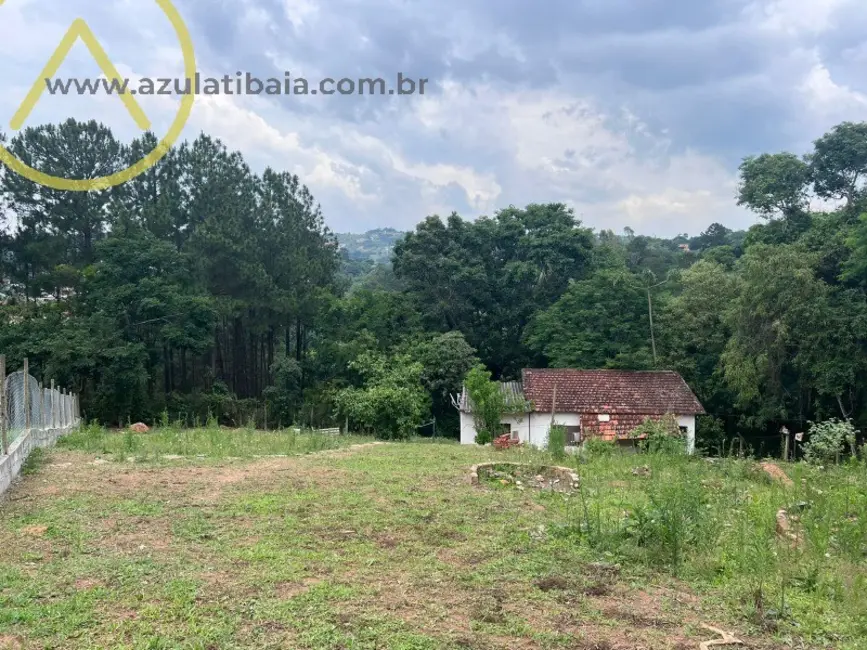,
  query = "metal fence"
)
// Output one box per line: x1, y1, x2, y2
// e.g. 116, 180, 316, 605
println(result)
1, 356, 80, 455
